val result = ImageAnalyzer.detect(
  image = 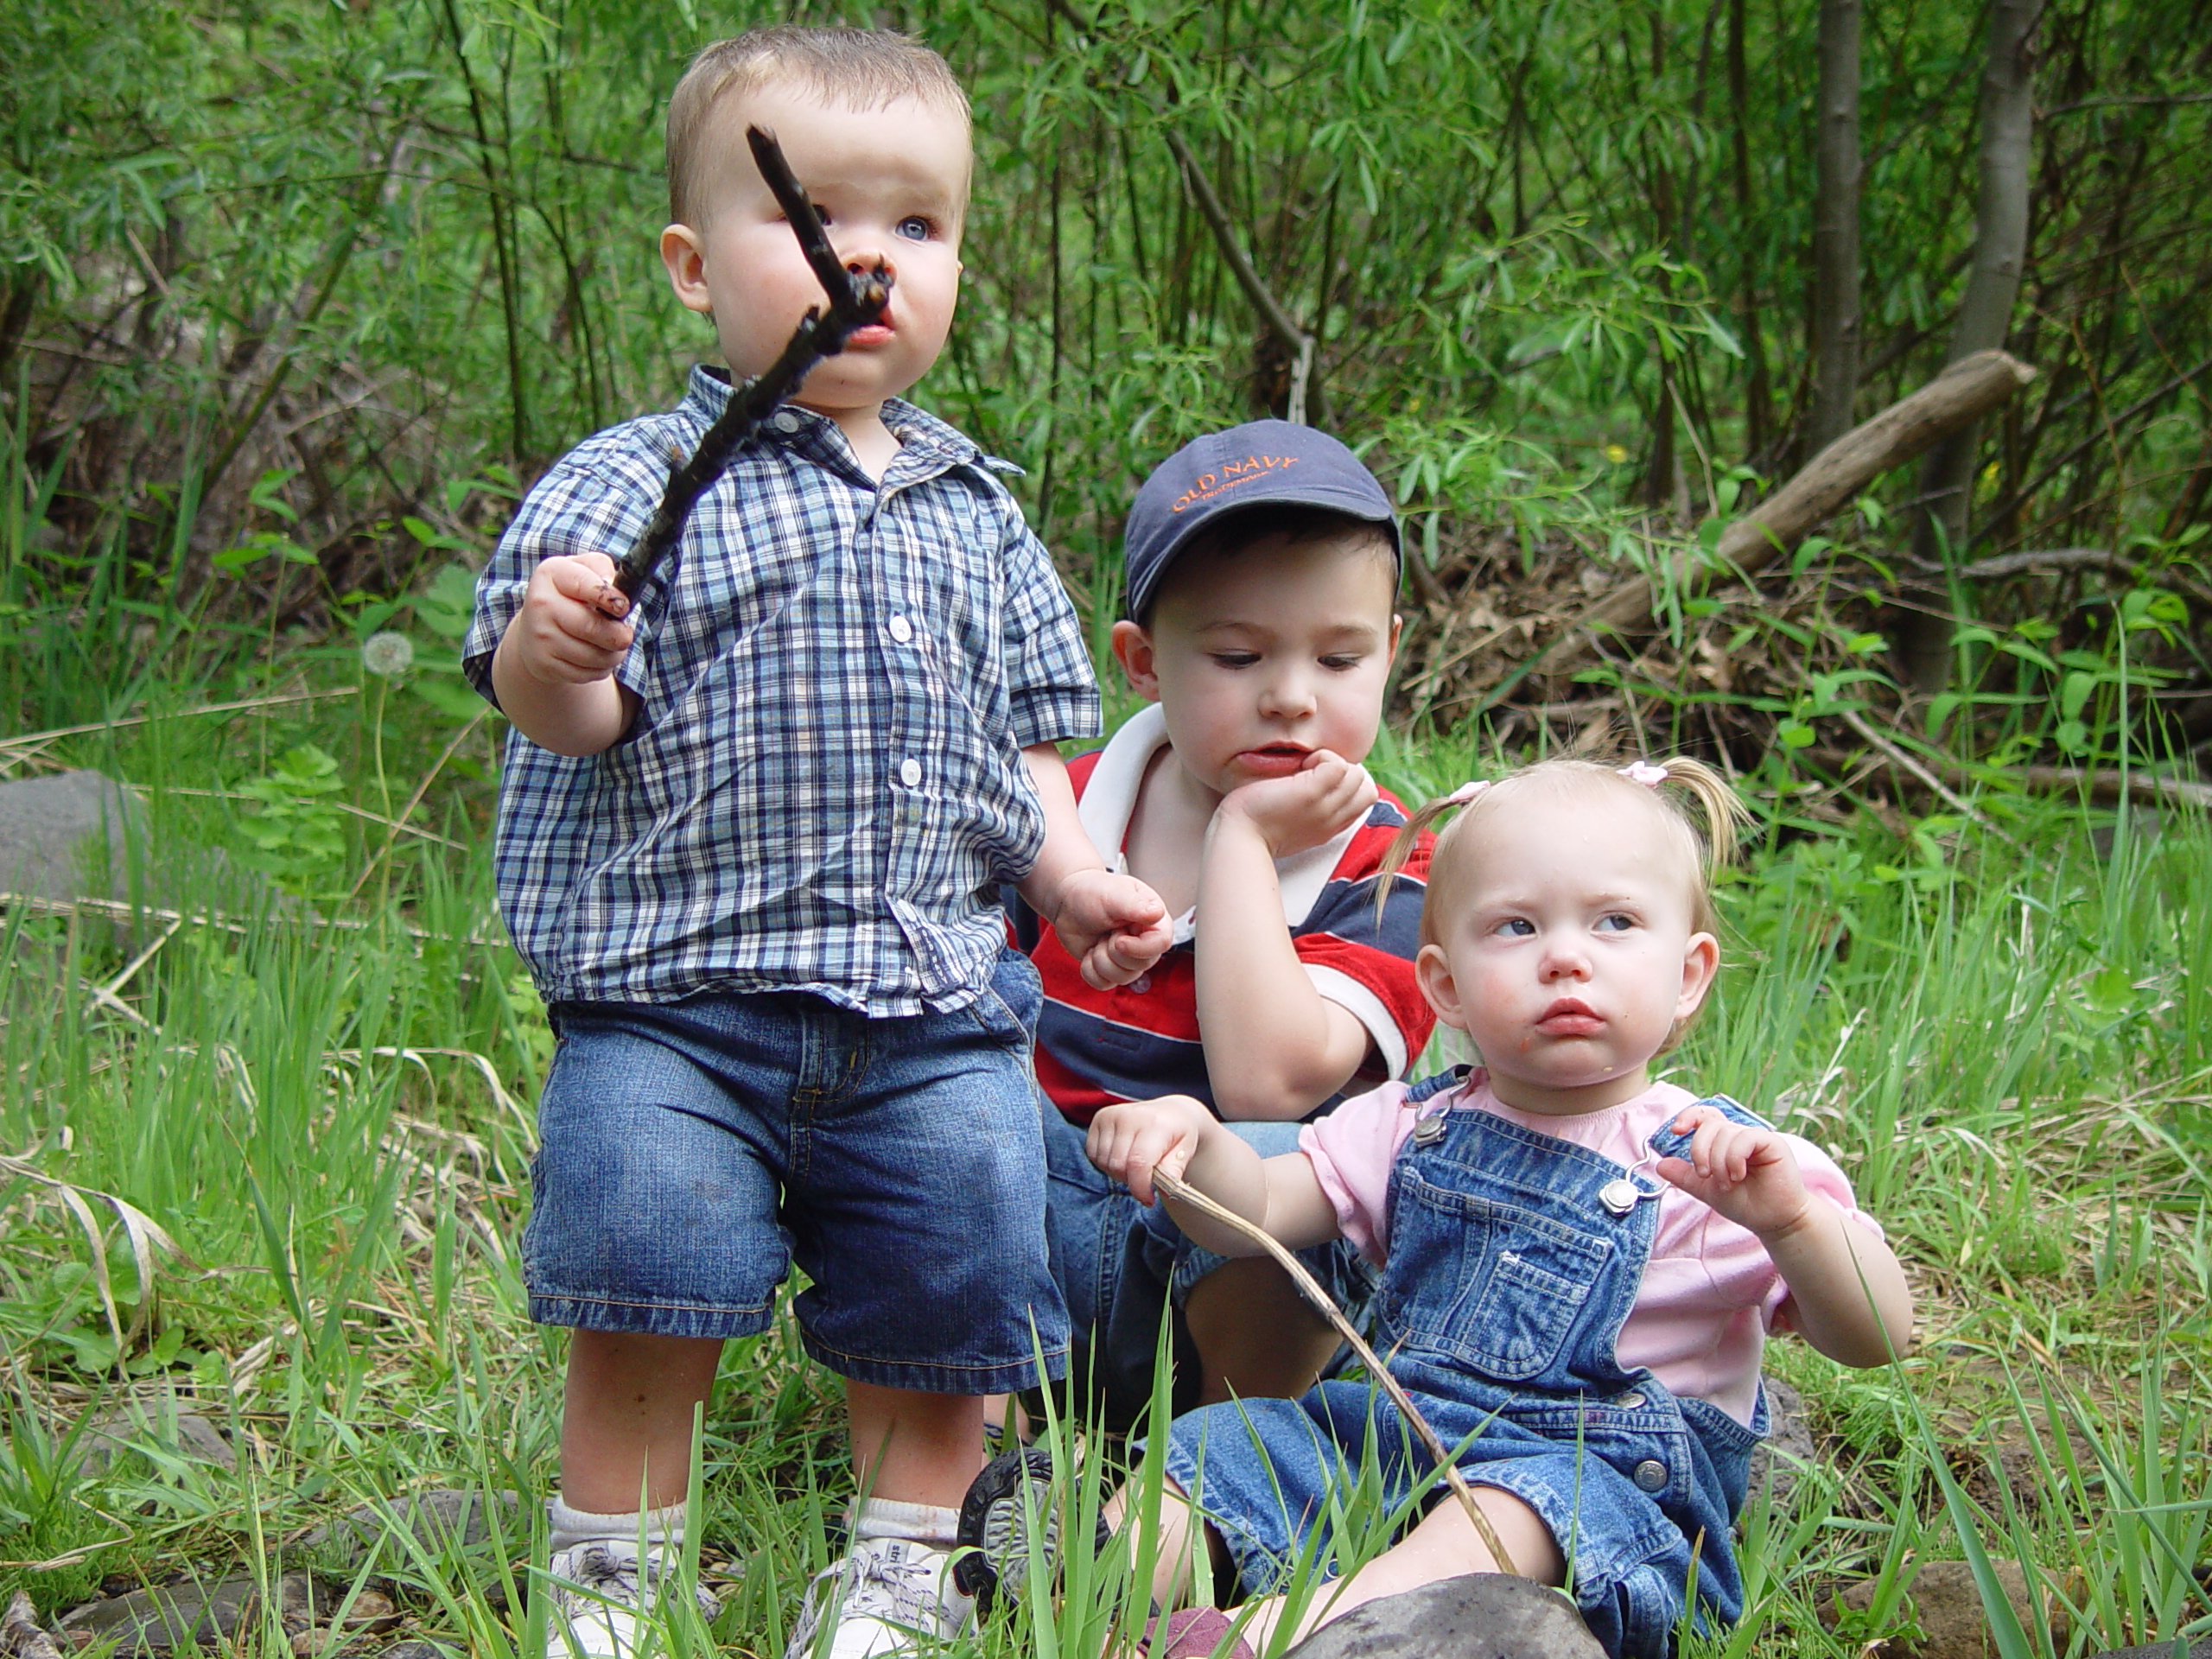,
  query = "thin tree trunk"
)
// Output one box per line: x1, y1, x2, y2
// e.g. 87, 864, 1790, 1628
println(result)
1808, 0, 1862, 453
1897, 0, 2044, 700
1727, 0, 1773, 458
